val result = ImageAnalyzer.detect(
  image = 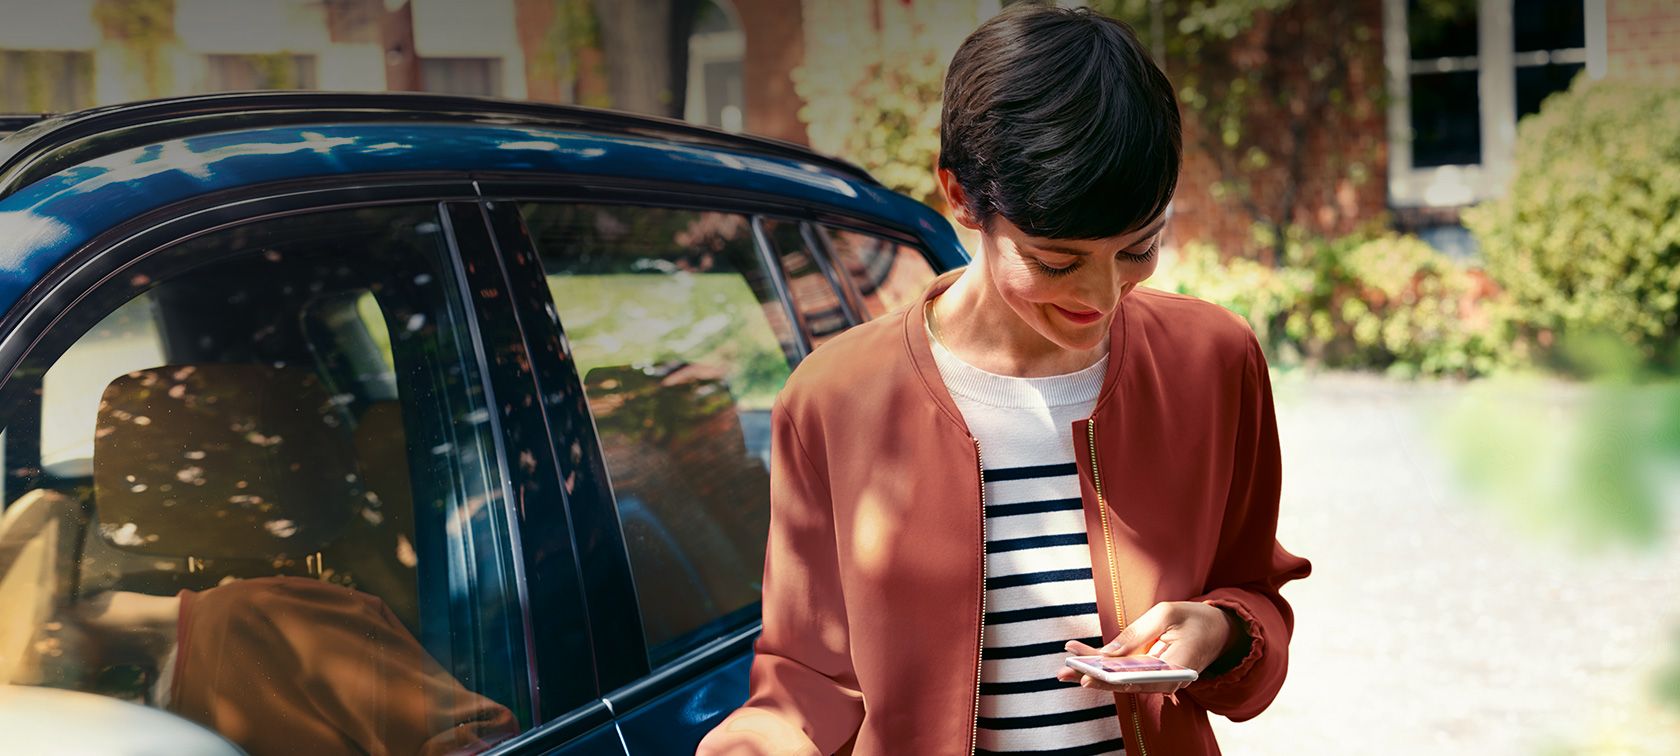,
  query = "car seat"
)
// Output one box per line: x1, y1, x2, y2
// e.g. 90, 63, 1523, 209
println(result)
84, 365, 416, 627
